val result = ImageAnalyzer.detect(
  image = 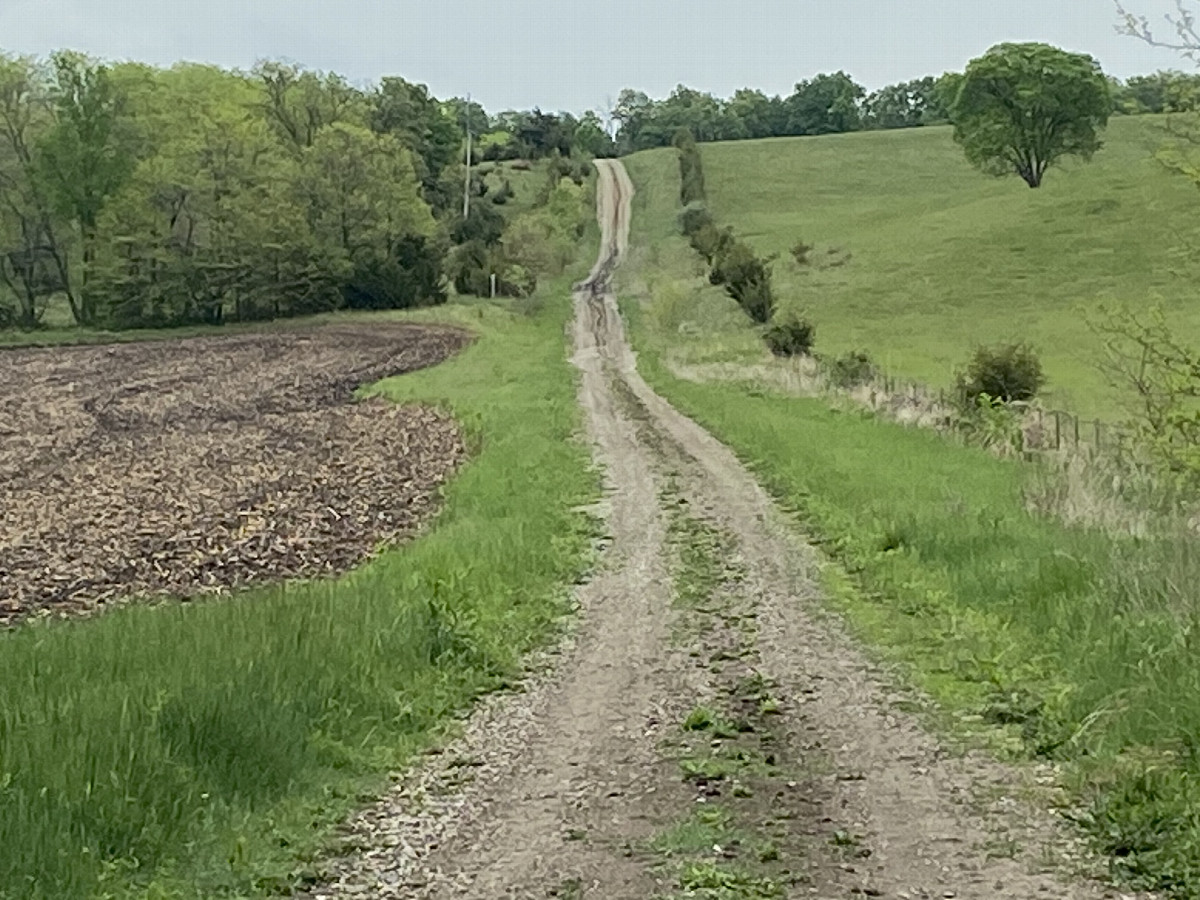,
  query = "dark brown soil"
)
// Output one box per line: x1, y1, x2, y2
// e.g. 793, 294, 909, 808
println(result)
0, 321, 472, 625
